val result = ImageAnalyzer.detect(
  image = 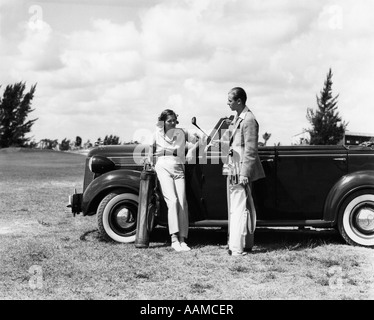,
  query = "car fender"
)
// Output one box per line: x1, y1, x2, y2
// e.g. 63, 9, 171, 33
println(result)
324, 170, 374, 222
82, 169, 141, 216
